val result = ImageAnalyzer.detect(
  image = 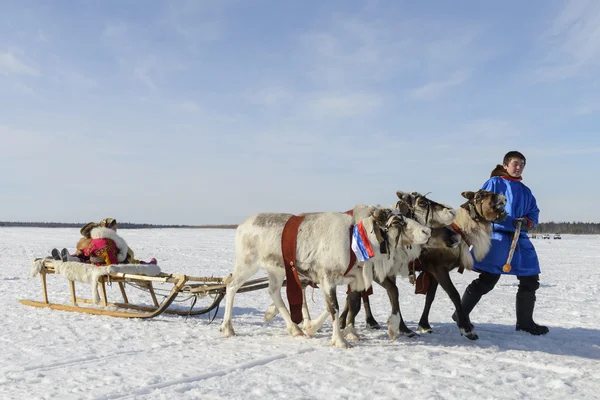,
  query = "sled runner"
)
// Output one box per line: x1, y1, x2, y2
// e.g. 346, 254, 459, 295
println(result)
19, 259, 269, 319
